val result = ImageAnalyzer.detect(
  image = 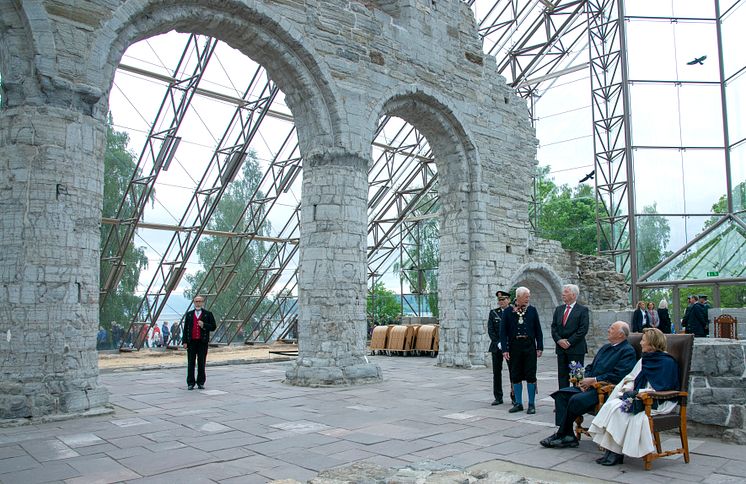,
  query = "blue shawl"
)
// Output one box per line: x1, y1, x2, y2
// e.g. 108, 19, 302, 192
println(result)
633, 351, 679, 392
